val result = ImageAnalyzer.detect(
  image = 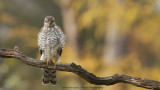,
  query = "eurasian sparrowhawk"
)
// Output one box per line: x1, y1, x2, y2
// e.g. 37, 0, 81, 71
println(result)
38, 16, 65, 85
